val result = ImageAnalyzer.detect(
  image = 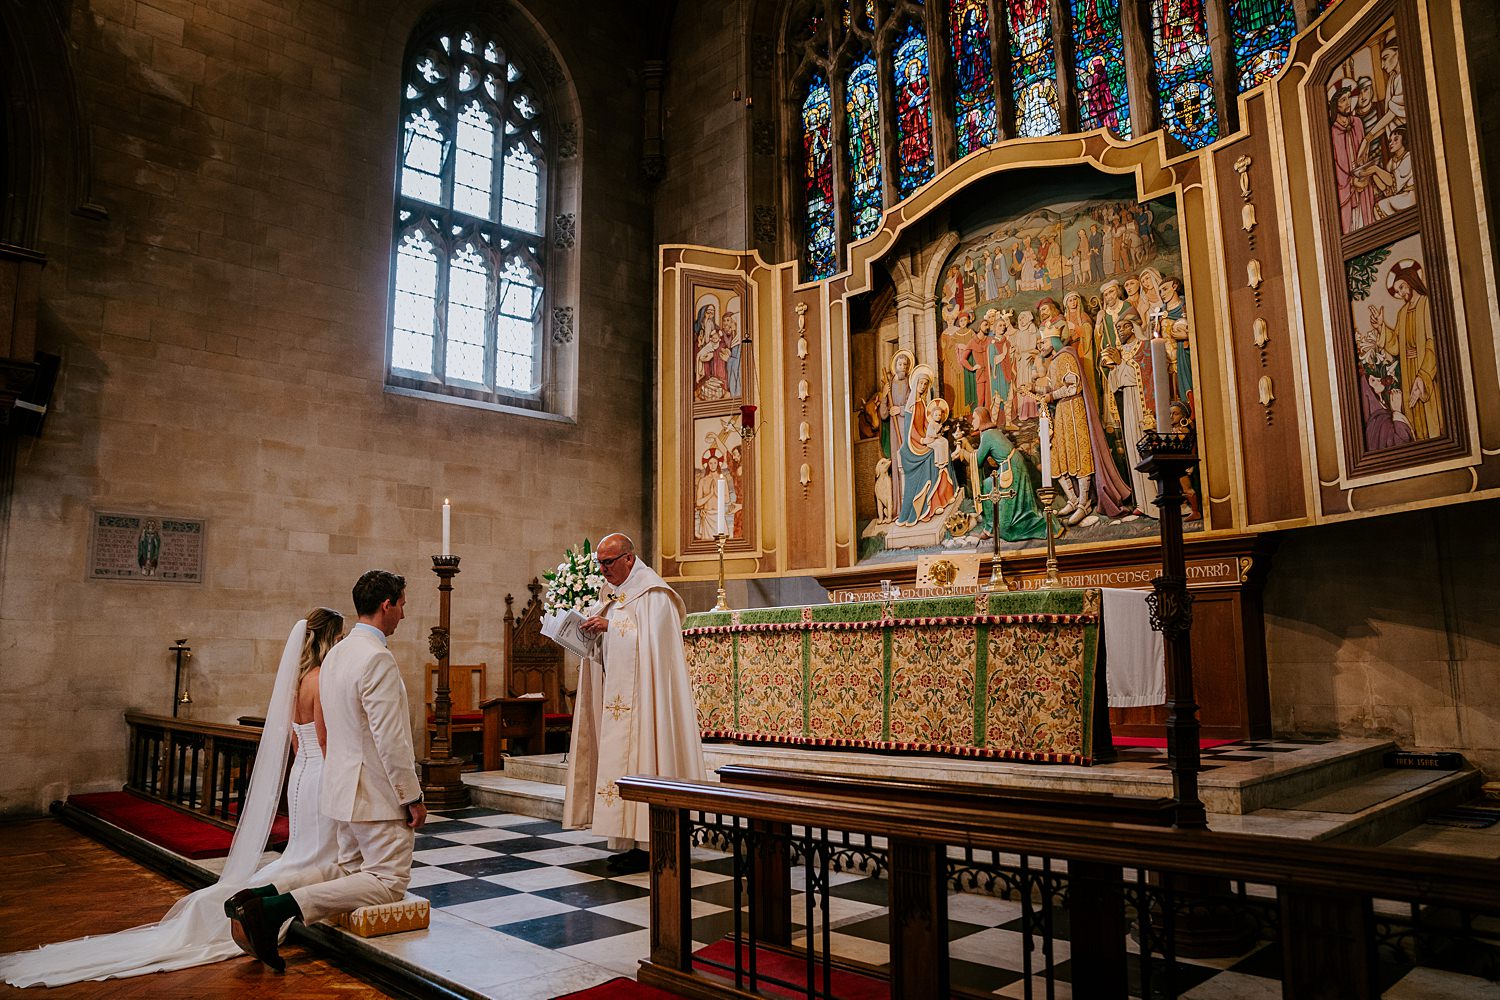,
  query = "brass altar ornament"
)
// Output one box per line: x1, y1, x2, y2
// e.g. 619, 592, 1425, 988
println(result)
713, 531, 730, 612
927, 558, 957, 587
